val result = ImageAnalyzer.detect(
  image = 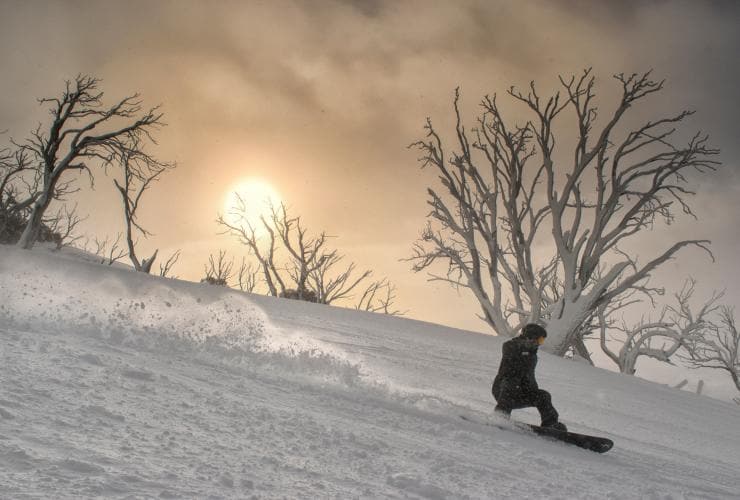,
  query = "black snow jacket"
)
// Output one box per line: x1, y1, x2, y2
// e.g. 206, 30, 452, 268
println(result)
492, 336, 539, 398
